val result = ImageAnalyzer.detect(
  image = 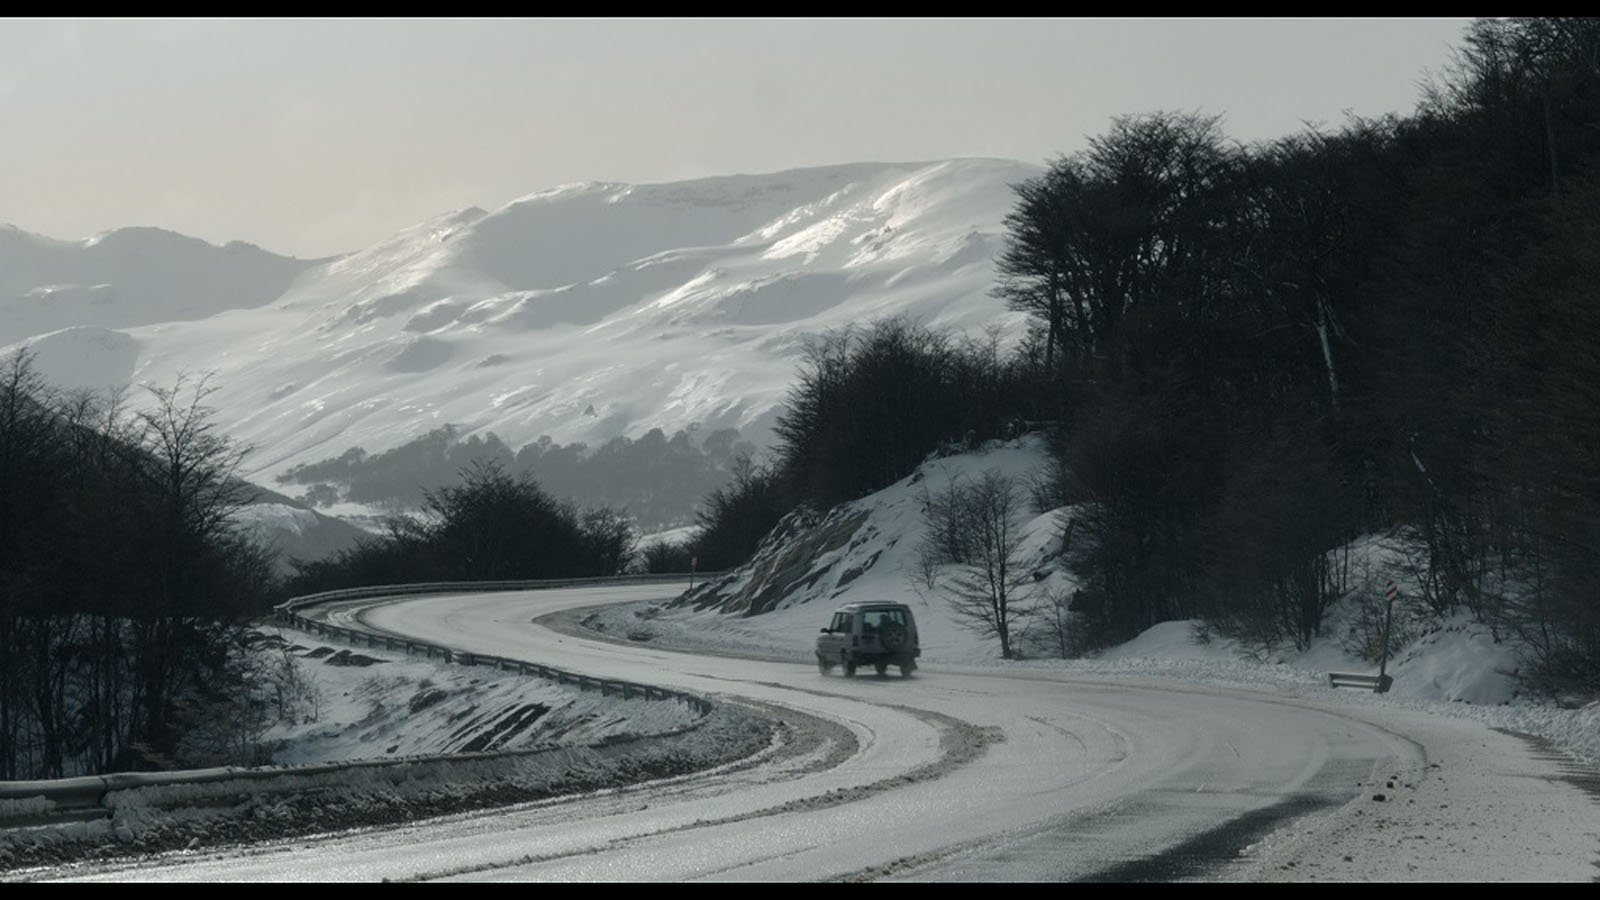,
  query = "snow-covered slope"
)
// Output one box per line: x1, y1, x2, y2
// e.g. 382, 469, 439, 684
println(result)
231, 485, 373, 573
658, 436, 1571, 710
4, 160, 1040, 492
666, 435, 1076, 663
